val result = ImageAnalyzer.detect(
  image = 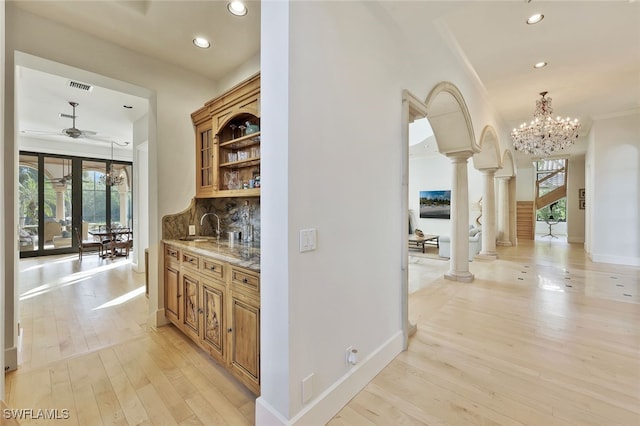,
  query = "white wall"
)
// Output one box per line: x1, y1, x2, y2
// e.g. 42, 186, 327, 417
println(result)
567, 154, 586, 243
259, 1, 509, 424
516, 161, 535, 201
3, 4, 222, 369
1, 0, 6, 399
587, 110, 640, 266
